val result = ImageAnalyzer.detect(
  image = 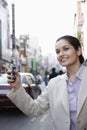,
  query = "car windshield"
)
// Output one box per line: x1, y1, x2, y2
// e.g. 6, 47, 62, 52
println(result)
20, 74, 35, 85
